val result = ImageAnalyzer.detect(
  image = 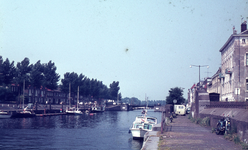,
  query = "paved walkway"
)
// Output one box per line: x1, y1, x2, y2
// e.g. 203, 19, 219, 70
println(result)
142, 115, 242, 150
158, 115, 242, 150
